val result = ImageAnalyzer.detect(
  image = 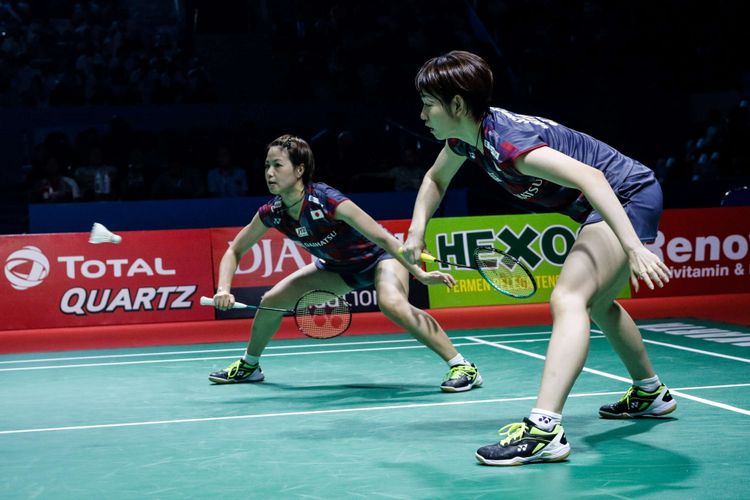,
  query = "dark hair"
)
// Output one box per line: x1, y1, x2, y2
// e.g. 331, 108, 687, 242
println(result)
266, 134, 316, 185
415, 50, 493, 121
